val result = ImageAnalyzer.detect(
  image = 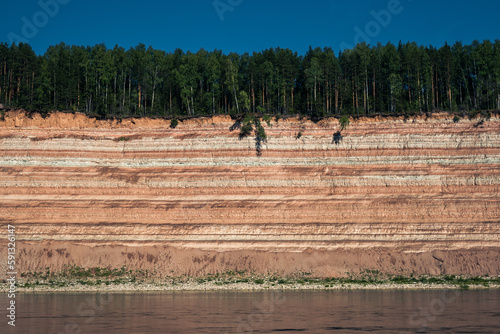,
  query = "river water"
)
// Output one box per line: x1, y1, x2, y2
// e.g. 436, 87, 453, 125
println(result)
2, 289, 499, 333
